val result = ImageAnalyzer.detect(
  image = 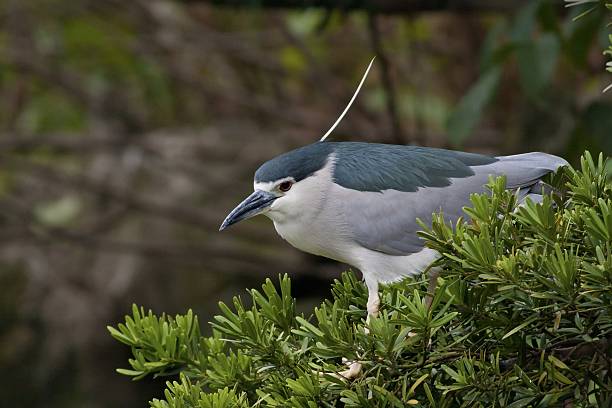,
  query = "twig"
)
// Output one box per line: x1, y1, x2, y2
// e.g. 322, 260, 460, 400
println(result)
367, 14, 405, 145
182, 0, 532, 15
499, 336, 611, 371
